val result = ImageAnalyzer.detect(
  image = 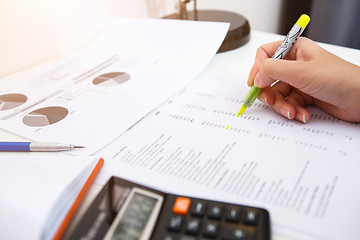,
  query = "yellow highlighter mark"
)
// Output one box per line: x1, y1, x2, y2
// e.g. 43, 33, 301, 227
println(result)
226, 126, 230, 129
